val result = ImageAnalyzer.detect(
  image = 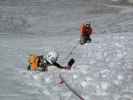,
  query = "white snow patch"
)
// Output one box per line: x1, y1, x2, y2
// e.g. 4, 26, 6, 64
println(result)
100, 82, 109, 90
89, 60, 96, 64
113, 80, 120, 85
73, 74, 78, 79
83, 95, 90, 100
120, 36, 125, 39
85, 77, 93, 81
32, 74, 44, 81
117, 50, 124, 58
109, 62, 115, 68
96, 52, 103, 60
62, 92, 72, 98
103, 52, 108, 57
96, 85, 108, 96
81, 70, 88, 74
100, 69, 110, 78
115, 43, 123, 48
43, 90, 50, 95
80, 81, 88, 88
117, 75, 124, 80
85, 43, 89, 46
45, 77, 52, 83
